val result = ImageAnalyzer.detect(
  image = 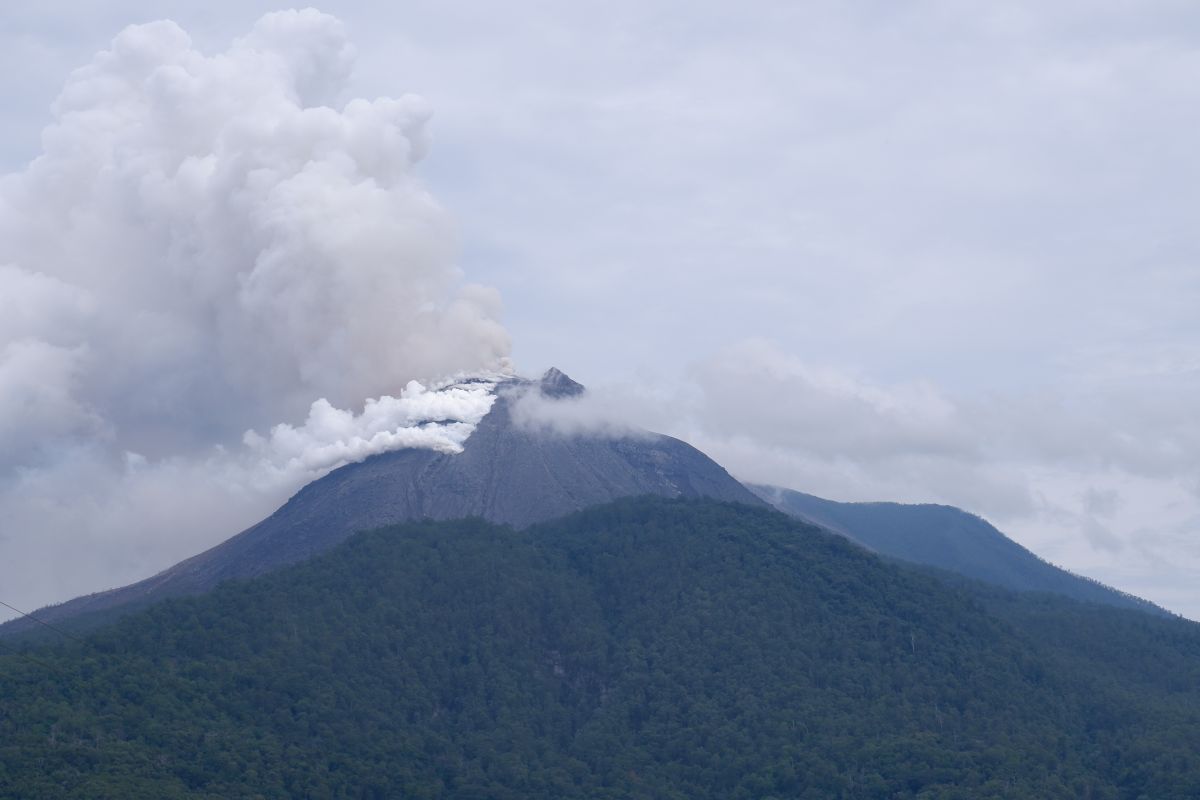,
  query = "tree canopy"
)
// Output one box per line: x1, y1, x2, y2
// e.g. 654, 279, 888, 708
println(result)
2, 497, 1198, 798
